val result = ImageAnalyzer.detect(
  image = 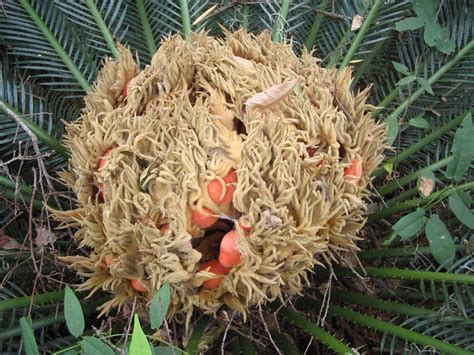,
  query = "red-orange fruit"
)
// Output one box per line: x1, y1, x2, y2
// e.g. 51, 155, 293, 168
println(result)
159, 224, 169, 234
96, 148, 114, 200
131, 278, 148, 292
219, 230, 241, 268
191, 208, 218, 229
104, 256, 114, 267
207, 169, 237, 205
344, 158, 363, 183
198, 259, 230, 289
121, 78, 134, 97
